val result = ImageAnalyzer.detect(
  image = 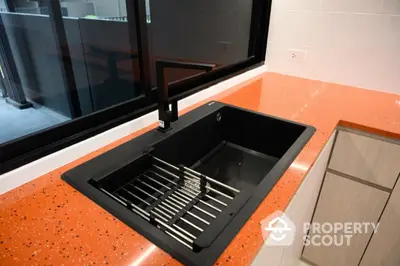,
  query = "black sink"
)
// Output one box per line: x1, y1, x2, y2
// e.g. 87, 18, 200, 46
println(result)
63, 101, 315, 266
